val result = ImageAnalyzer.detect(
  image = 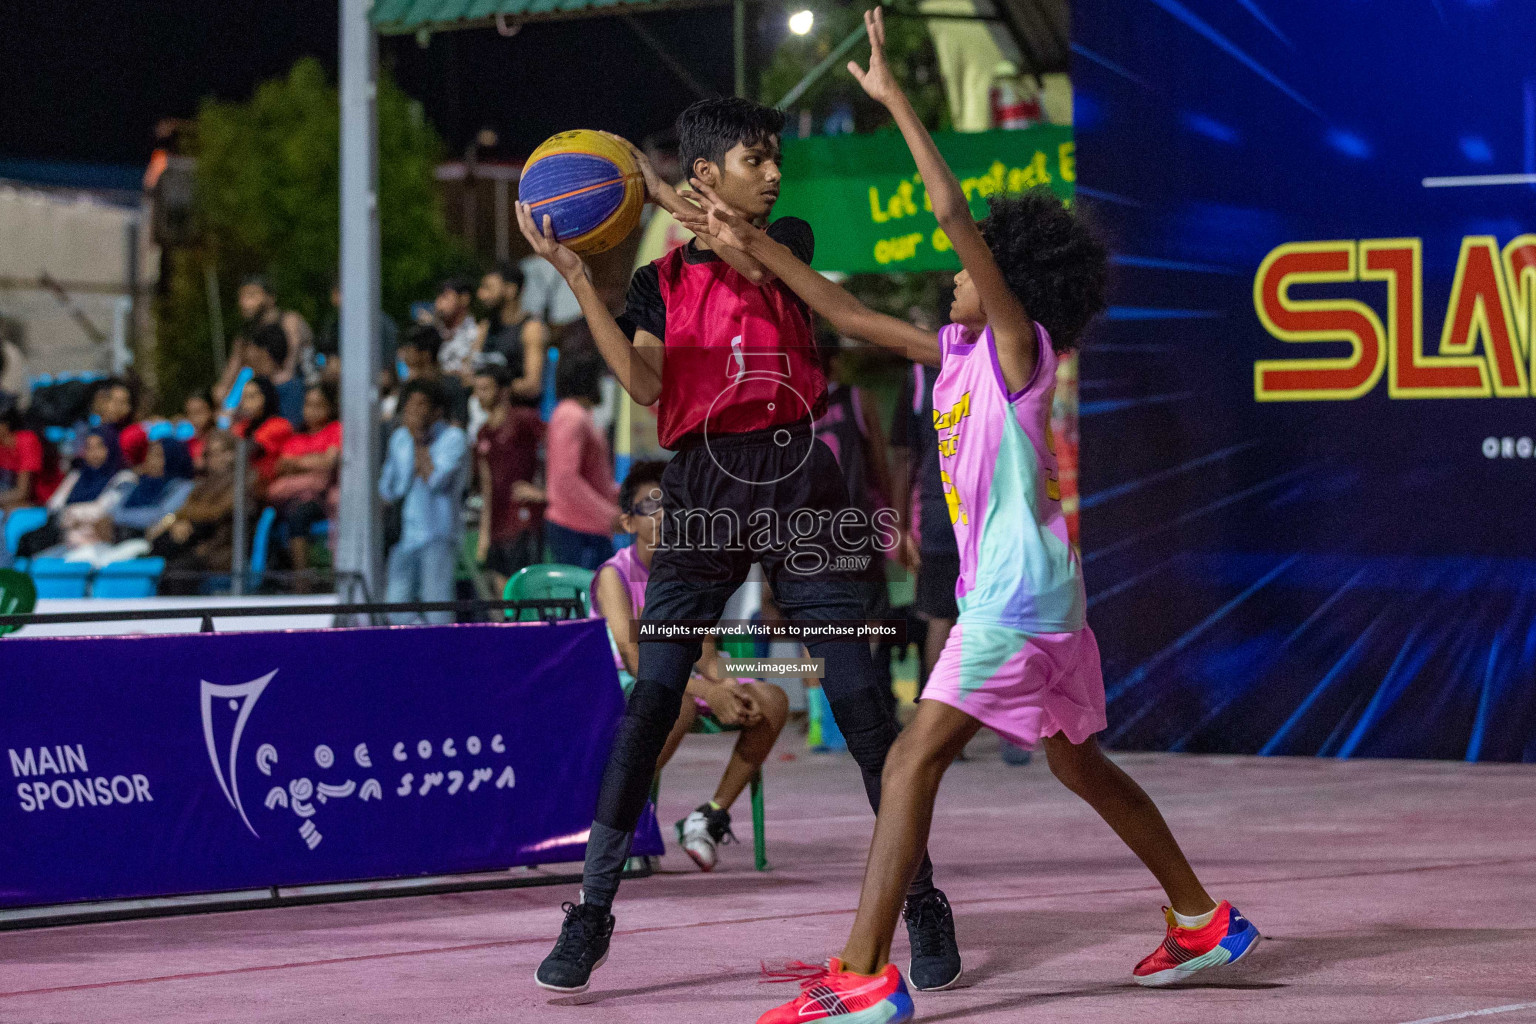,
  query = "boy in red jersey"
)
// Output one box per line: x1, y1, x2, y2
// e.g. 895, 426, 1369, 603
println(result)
518, 100, 958, 996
